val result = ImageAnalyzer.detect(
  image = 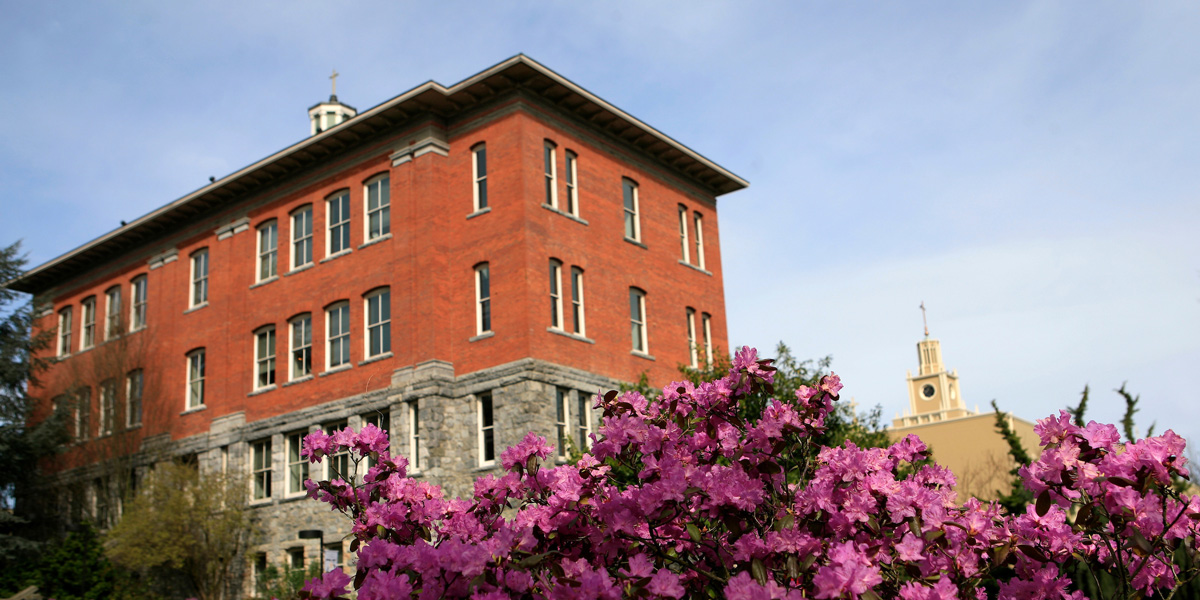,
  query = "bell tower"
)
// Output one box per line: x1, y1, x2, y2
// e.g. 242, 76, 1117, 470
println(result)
308, 69, 357, 136
897, 303, 969, 425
